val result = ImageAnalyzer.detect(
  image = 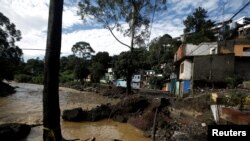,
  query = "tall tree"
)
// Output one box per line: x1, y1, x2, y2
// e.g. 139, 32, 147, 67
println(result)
0, 12, 22, 81
92, 51, 111, 69
43, 0, 63, 140
114, 48, 149, 80
78, 0, 167, 94
72, 41, 95, 60
183, 7, 215, 44
74, 59, 90, 84
148, 34, 181, 76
